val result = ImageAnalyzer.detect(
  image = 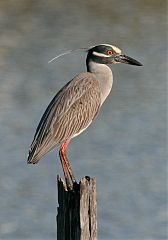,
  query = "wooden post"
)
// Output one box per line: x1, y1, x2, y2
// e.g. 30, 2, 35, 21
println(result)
57, 176, 97, 240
